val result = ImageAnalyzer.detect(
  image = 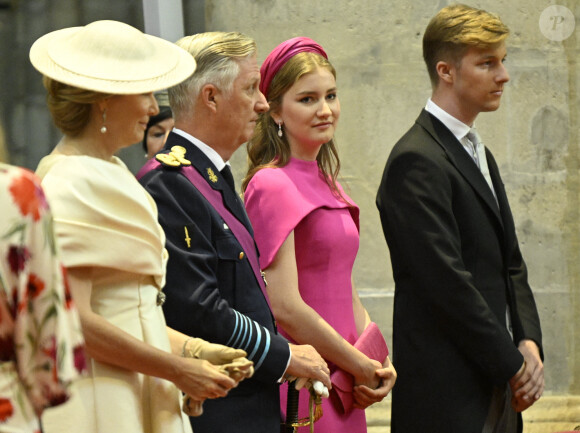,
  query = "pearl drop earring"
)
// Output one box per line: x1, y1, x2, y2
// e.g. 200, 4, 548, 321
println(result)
100, 109, 107, 134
